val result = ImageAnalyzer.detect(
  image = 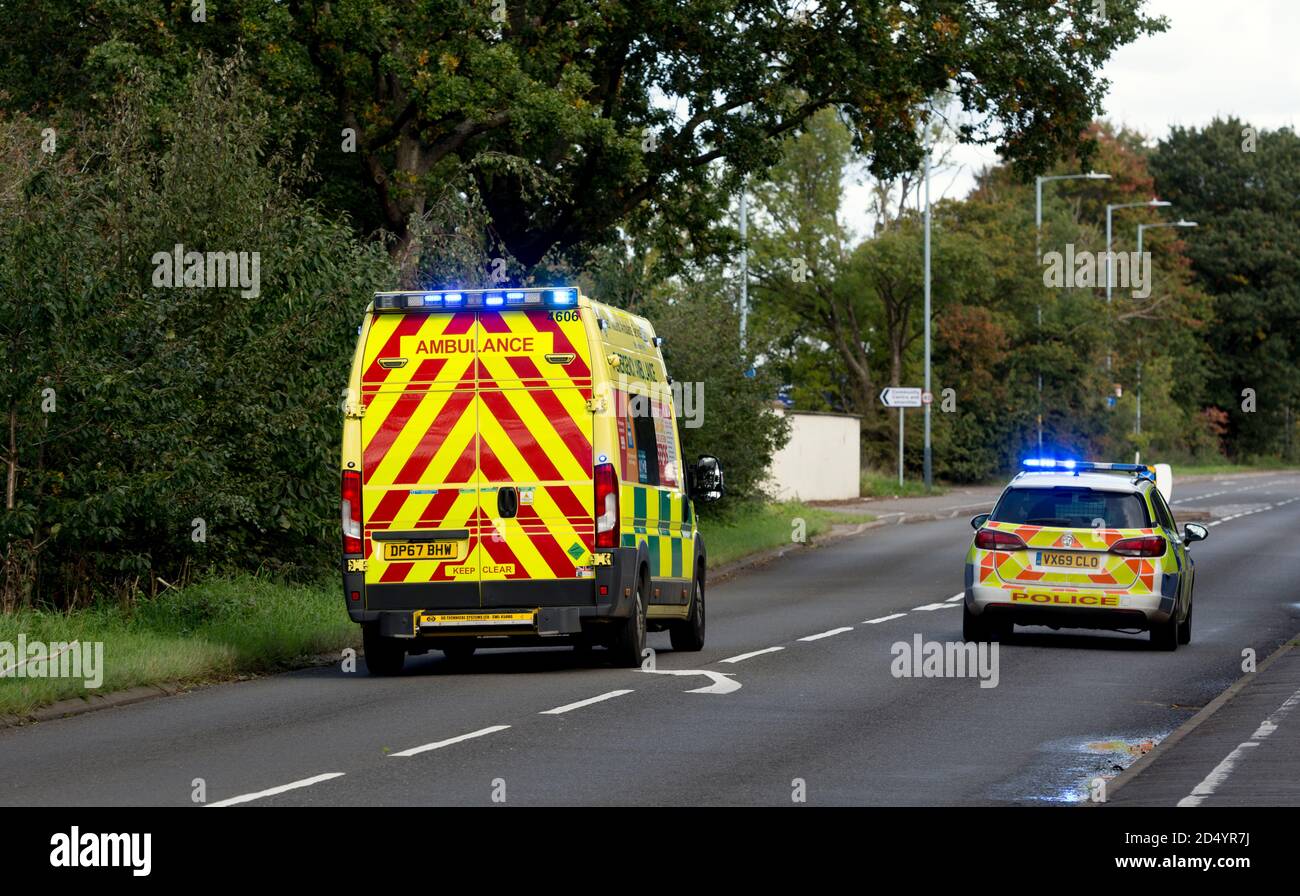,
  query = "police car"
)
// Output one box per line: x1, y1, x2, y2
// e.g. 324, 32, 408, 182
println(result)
339, 286, 723, 673
963, 460, 1207, 650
